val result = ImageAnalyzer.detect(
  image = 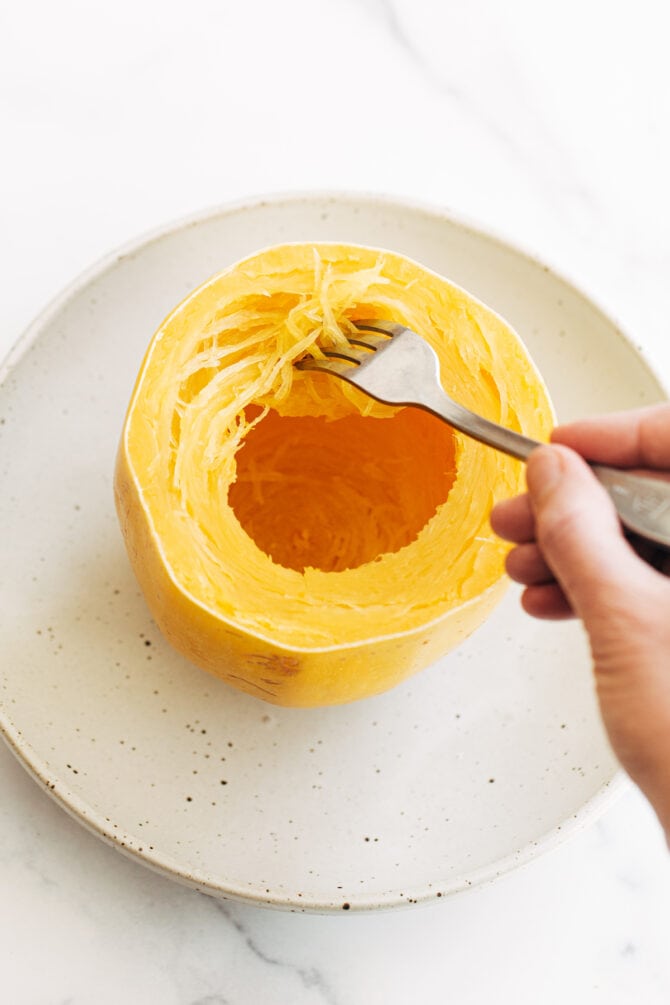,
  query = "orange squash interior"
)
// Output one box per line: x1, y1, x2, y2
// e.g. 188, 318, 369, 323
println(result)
228, 406, 458, 574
